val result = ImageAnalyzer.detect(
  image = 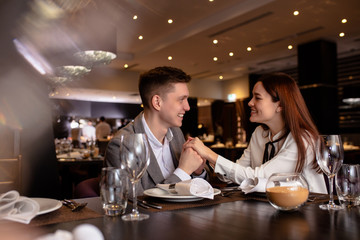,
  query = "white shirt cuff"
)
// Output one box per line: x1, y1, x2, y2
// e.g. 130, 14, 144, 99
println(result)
174, 168, 192, 181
